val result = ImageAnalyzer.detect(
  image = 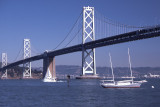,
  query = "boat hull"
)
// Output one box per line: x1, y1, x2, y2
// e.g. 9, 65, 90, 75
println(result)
101, 83, 141, 88
43, 78, 57, 82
